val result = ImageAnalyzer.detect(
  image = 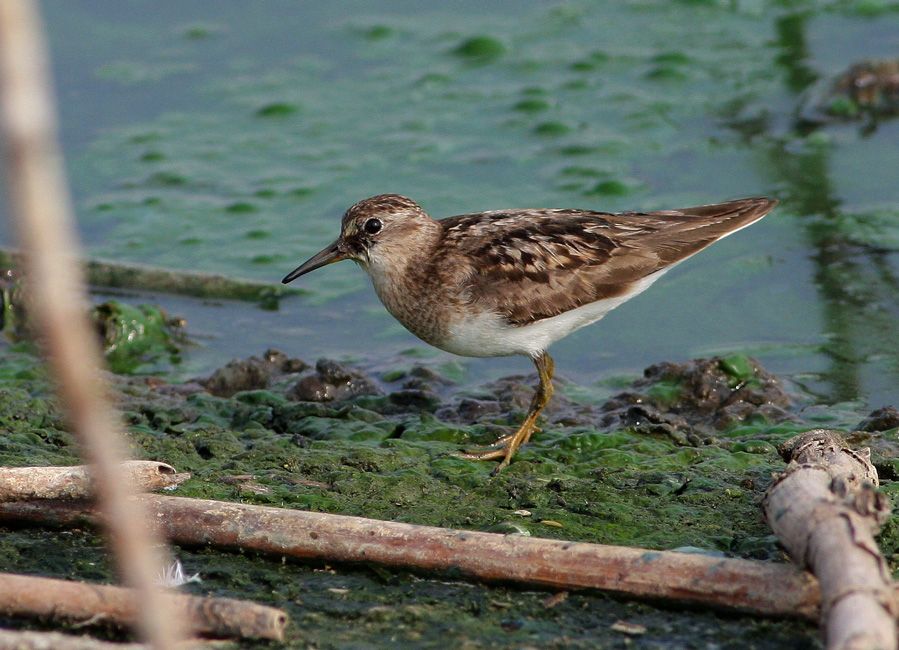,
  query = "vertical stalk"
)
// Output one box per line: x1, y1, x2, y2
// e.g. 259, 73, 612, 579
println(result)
0, 1, 183, 647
